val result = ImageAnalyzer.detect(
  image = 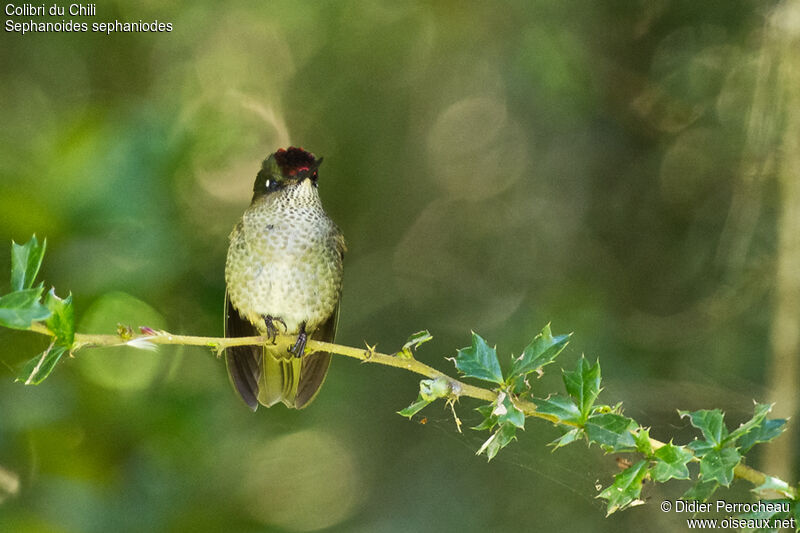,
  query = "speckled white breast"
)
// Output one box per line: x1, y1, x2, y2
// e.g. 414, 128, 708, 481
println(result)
225, 179, 344, 334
